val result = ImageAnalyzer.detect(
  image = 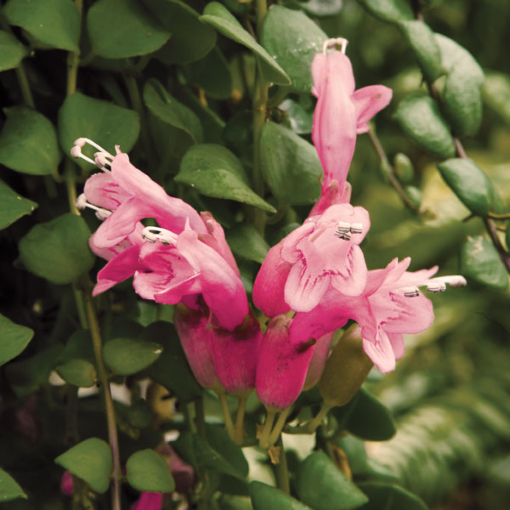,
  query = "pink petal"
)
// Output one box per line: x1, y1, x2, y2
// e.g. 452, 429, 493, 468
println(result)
303, 332, 334, 391
84, 172, 130, 211
352, 85, 393, 134
253, 243, 292, 318
329, 245, 368, 297
308, 180, 352, 217
388, 332, 405, 360
382, 292, 434, 335
362, 327, 396, 373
